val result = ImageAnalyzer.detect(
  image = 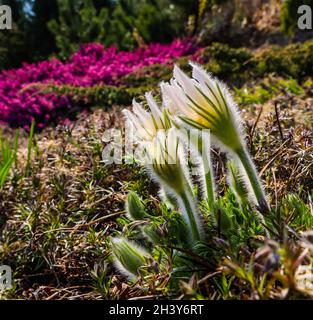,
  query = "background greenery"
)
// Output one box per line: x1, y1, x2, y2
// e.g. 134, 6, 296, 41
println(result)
0, 0, 311, 69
